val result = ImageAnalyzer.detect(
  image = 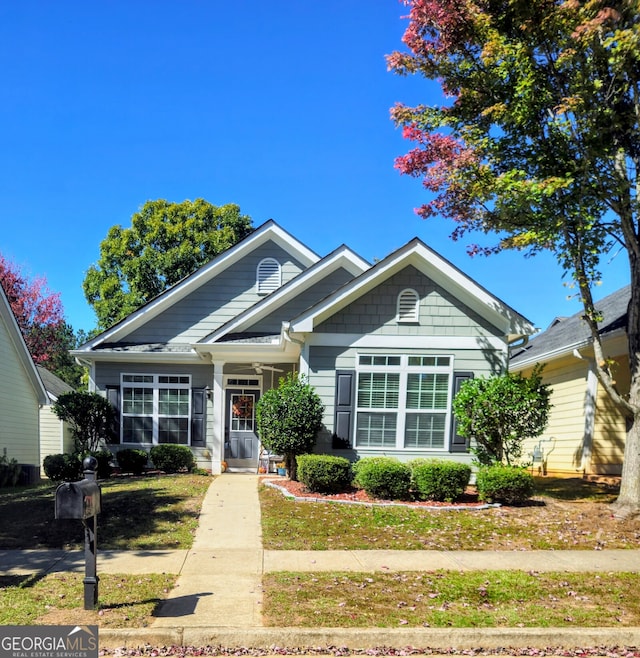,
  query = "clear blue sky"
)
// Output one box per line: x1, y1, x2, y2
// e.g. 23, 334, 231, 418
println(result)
0, 1, 629, 334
